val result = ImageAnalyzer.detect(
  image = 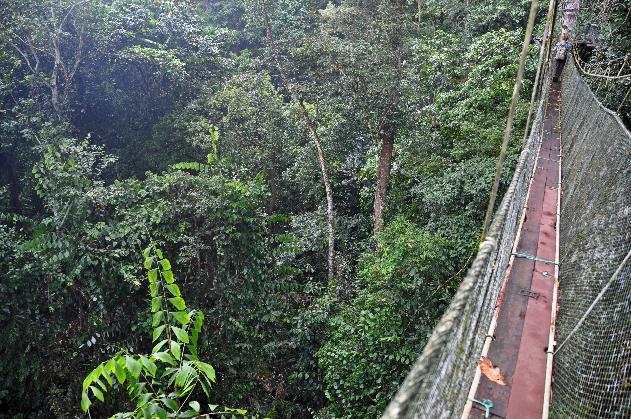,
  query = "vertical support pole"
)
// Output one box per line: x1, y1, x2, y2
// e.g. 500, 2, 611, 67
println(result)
523, 0, 558, 142
481, 0, 539, 239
